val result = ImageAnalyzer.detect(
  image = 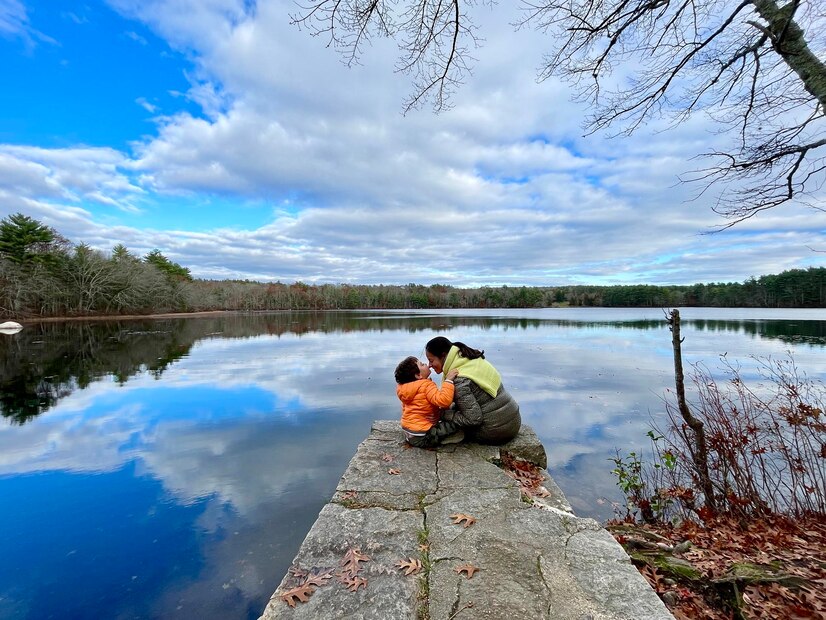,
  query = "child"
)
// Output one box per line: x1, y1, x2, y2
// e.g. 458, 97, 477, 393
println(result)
394, 356, 459, 447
